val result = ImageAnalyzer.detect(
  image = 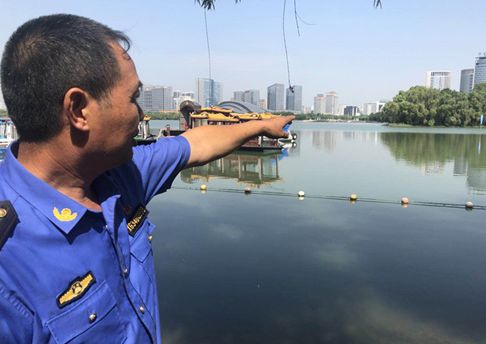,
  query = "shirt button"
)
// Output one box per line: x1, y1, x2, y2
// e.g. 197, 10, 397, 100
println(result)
148, 235, 153, 242
139, 306, 145, 314
123, 268, 129, 277
89, 313, 97, 323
